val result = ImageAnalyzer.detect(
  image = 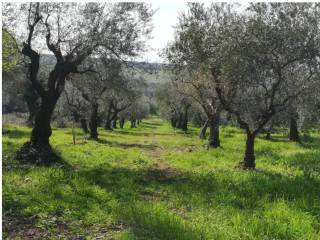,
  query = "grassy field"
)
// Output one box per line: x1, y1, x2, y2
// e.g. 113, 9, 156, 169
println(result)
3, 117, 320, 239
